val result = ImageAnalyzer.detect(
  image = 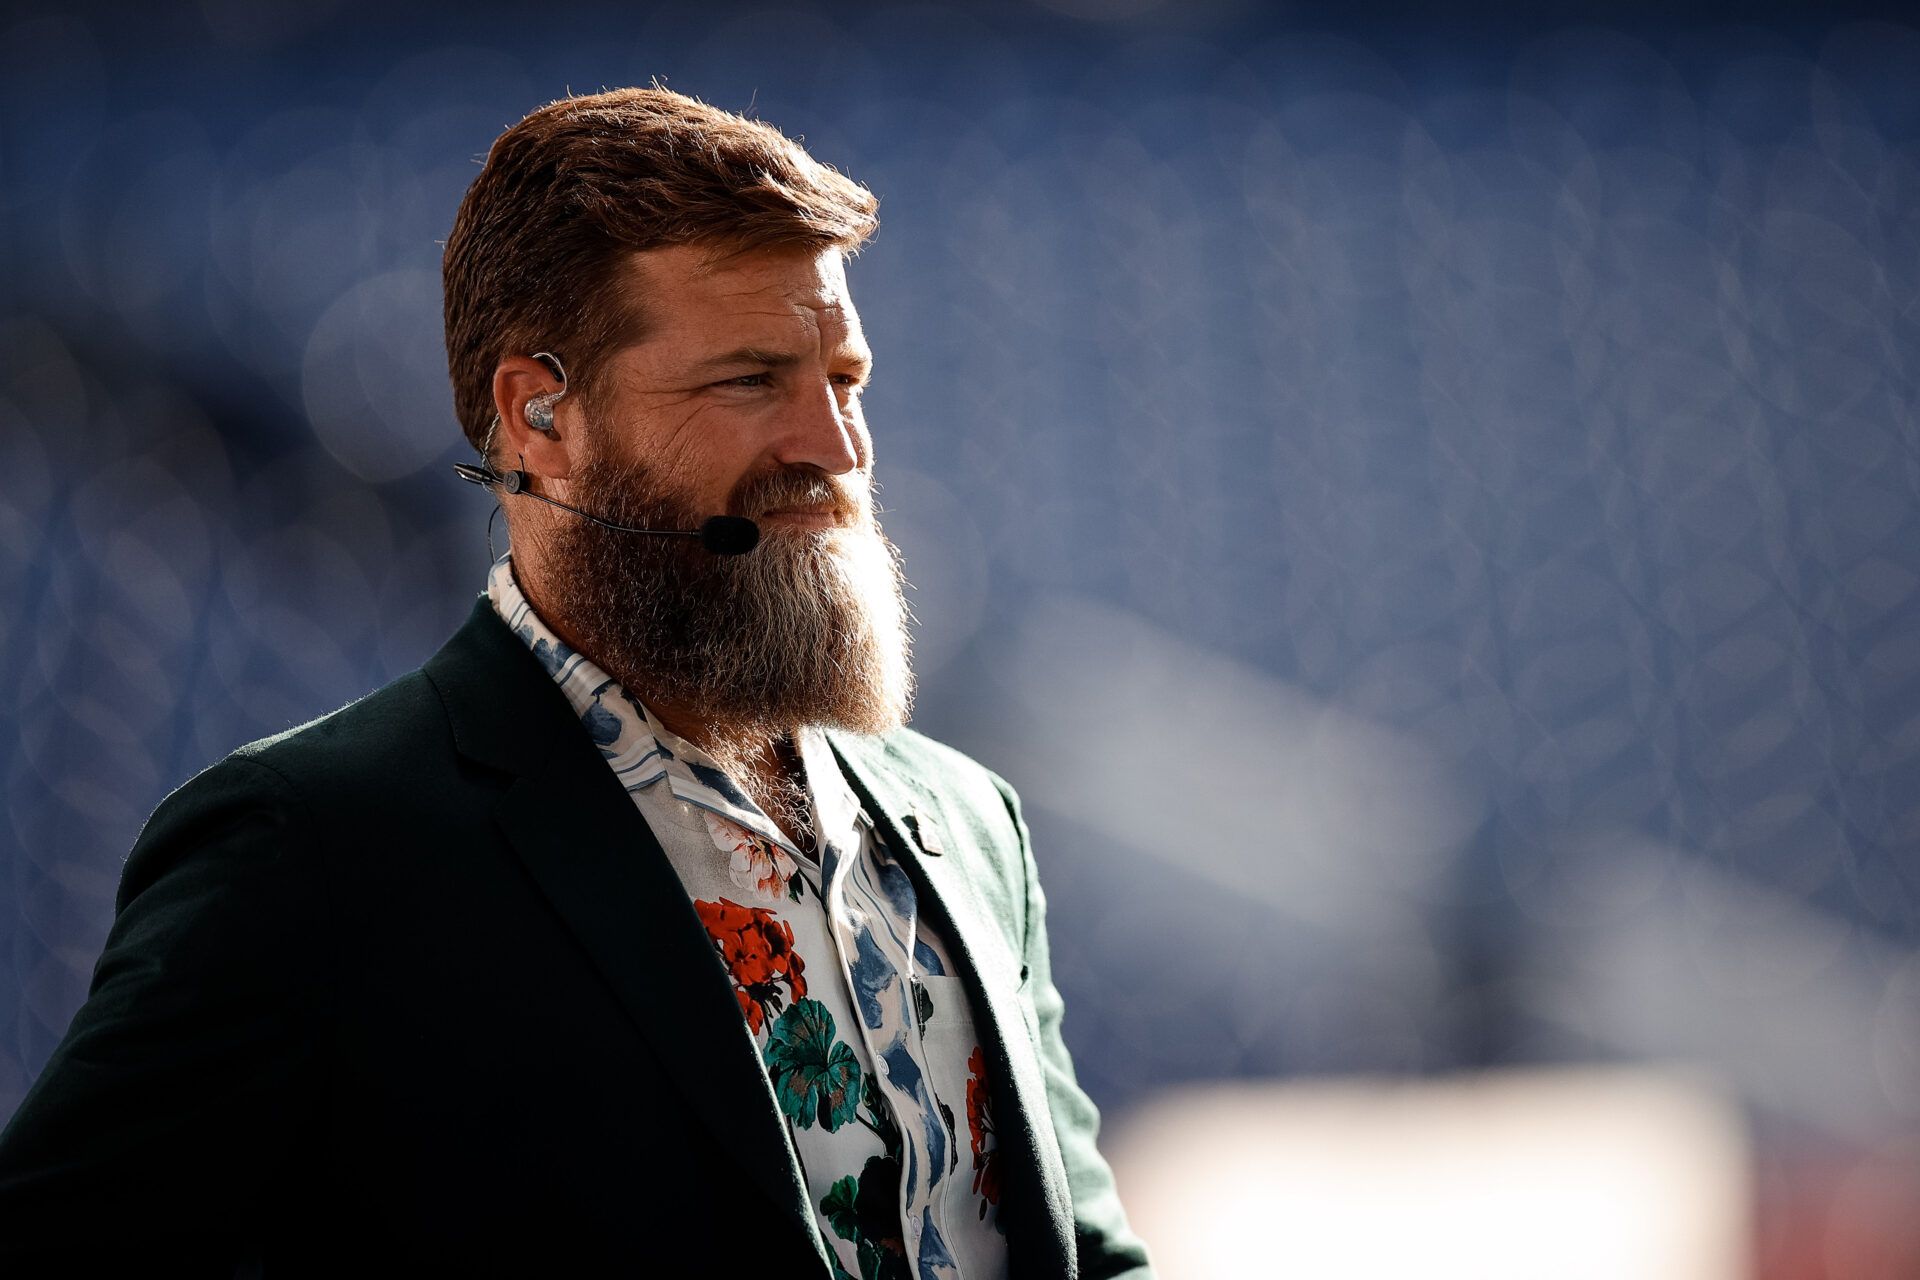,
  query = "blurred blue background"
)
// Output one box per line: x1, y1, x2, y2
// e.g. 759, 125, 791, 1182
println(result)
3, 1, 1918, 1273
